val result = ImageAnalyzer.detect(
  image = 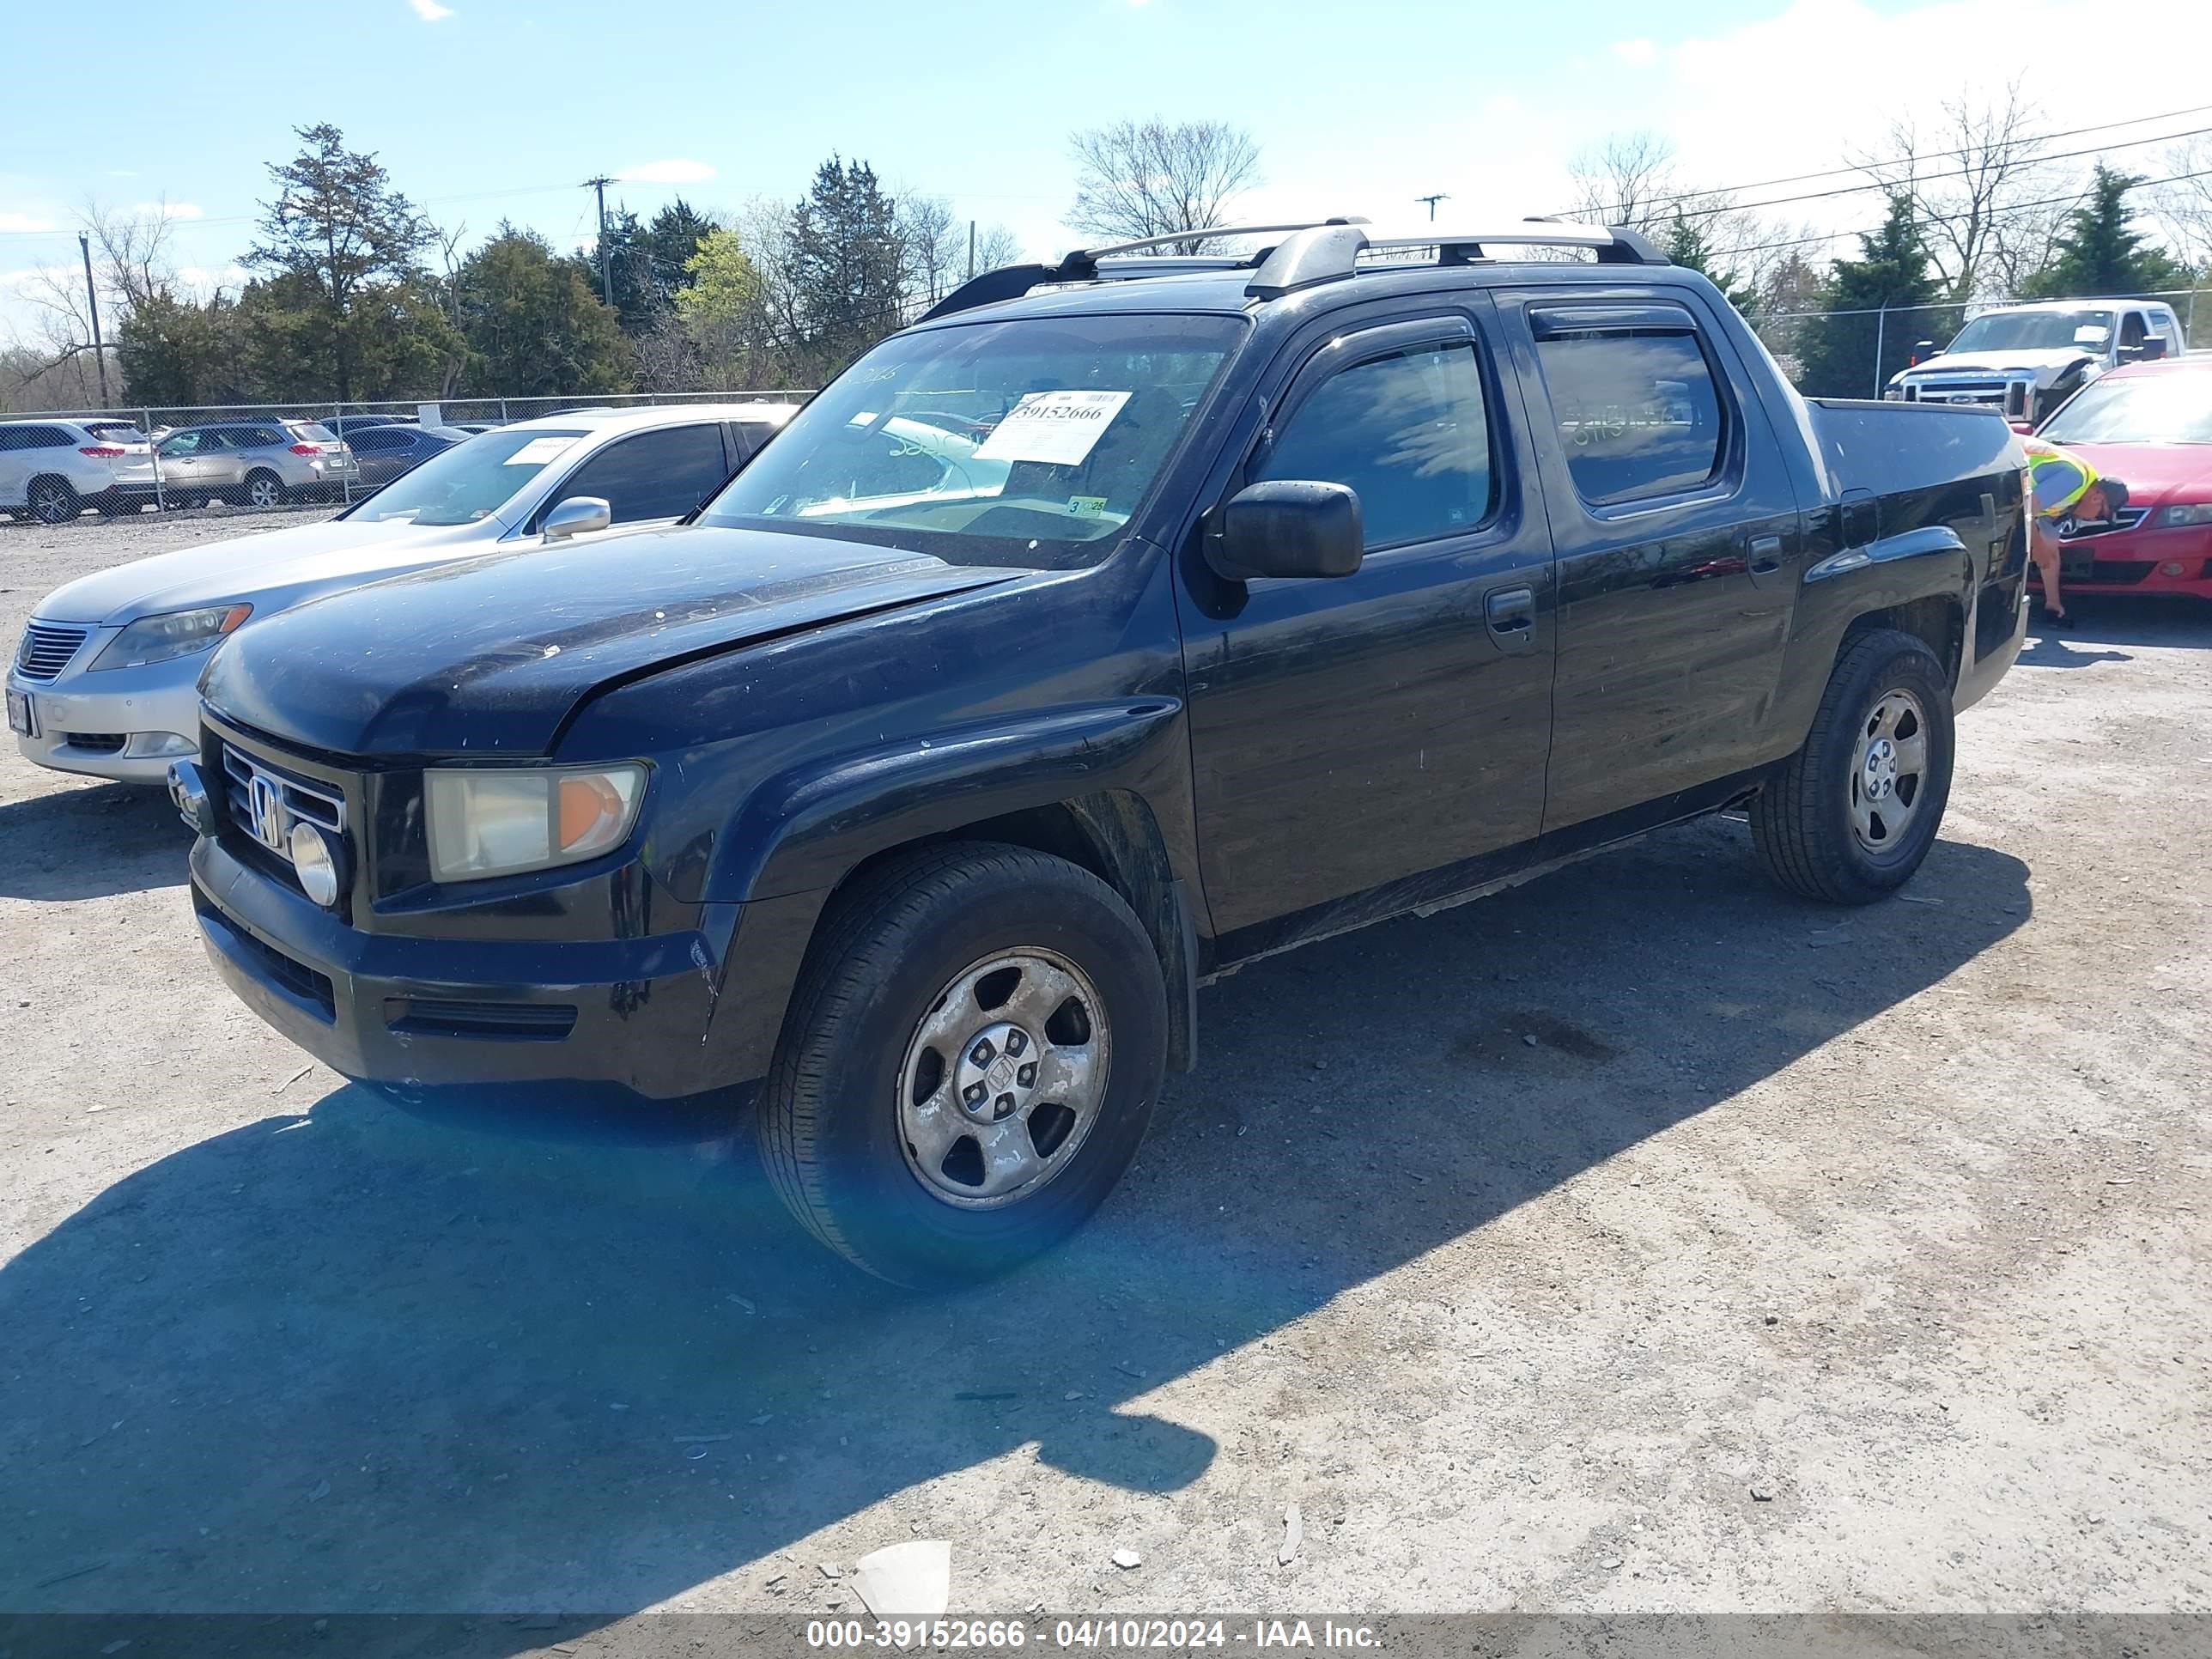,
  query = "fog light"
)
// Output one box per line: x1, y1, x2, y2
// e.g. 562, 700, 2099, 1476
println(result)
289, 822, 341, 907
2161, 562, 2186, 578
